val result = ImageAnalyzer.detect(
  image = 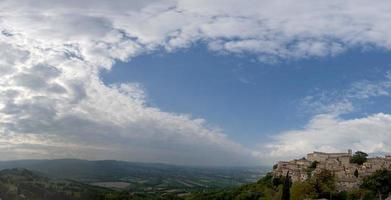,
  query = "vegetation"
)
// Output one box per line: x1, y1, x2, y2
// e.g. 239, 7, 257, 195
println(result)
281, 172, 290, 200
1, 165, 391, 200
0, 168, 109, 200
350, 151, 368, 165
290, 181, 316, 200
361, 169, 391, 200
188, 168, 391, 200
312, 169, 336, 199
0, 159, 266, 196
354, 169, 359, 178
285, 169, 338, 199
289, 168, 391, 200
186, 173, 283, 200
306, 161, 319, 178
0, 168, 188, 200
187, 170, 337, 200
